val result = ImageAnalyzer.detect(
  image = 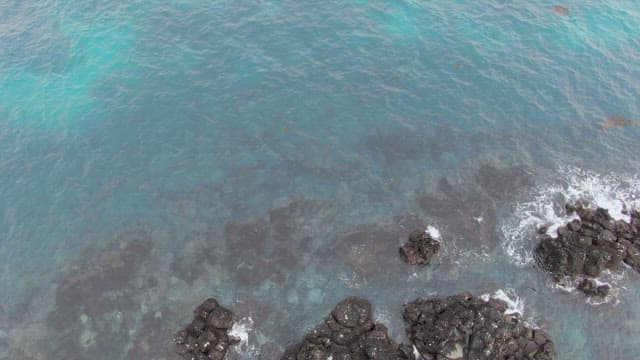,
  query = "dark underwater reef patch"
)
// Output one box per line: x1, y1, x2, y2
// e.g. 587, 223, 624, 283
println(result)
169, 199, 318, 287
221, 200, 318, 286
364, 128, 450, 164
25, 226, 177, 360
332, 213, 431, 279
552, 5, 569, 16
535, 202, 640, 297
602, 116, 640, 130
474, 165, 533, 202
49, 228, 153, 330
331, 164, 534, 278
333, 226, 400, 278
417, 165, 533, 251
125, 304, 176, 359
